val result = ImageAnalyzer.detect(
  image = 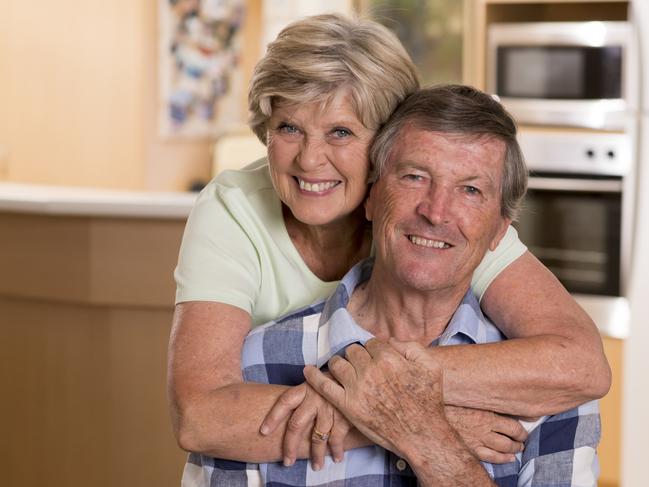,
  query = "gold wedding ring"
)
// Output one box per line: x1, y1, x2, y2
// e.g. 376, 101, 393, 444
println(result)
311, 427, 331, 442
